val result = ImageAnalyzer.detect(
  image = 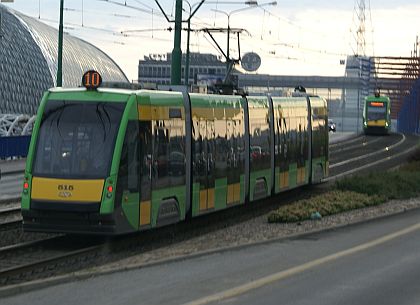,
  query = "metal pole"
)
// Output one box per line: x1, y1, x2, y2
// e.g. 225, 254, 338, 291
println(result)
185, 18, 191, 86
171, 0, 182, 85
57, 0, 64, 87
357, 66, 360, 134
226, 15, 230, 74
184, 0, 204, 87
